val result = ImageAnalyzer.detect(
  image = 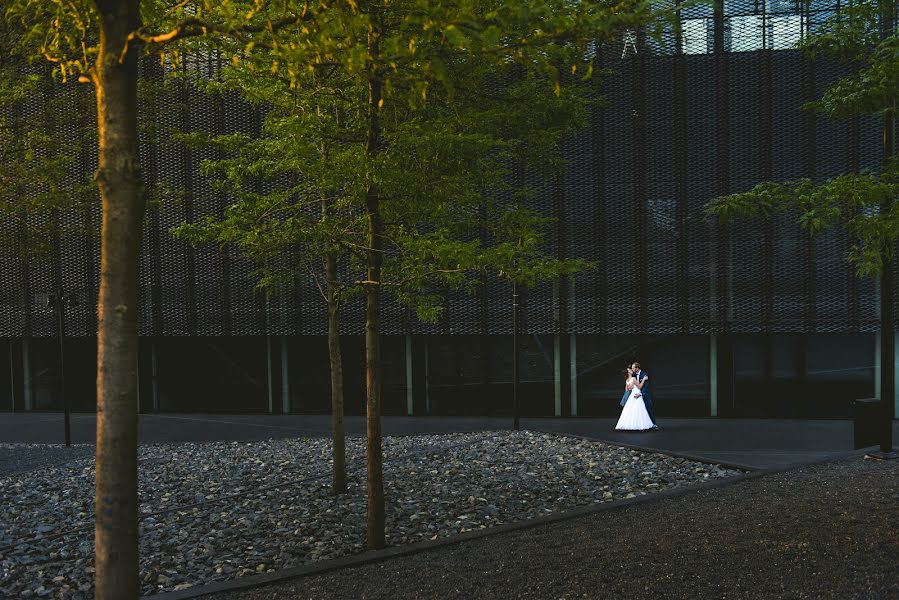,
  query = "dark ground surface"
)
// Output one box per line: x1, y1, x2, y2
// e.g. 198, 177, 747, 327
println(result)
211, 456, 898, 600
3, 413, 898, 469
0, 443, 93, 476
3, 414, 898, 599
